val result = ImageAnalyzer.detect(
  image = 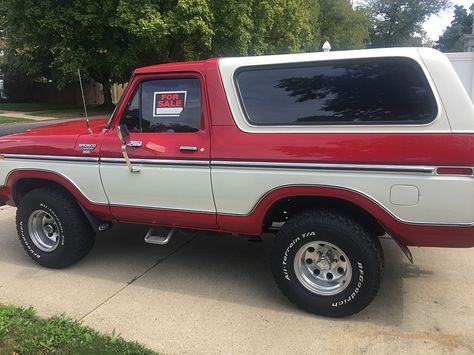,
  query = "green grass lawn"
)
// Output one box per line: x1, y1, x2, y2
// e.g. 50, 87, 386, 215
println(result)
0, 102, 71, 112
0, 116, 30, 124
0, 305, 156, 354
30, 108, 111, 119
